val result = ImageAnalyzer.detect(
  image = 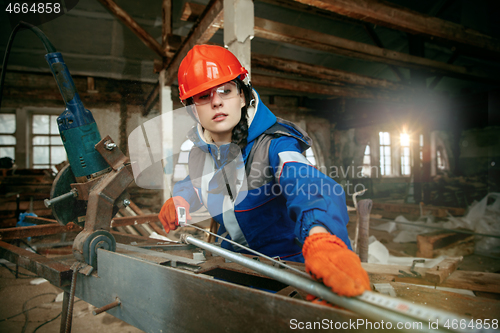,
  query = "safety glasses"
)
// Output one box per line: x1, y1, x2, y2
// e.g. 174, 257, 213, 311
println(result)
192, 81, 240, 106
